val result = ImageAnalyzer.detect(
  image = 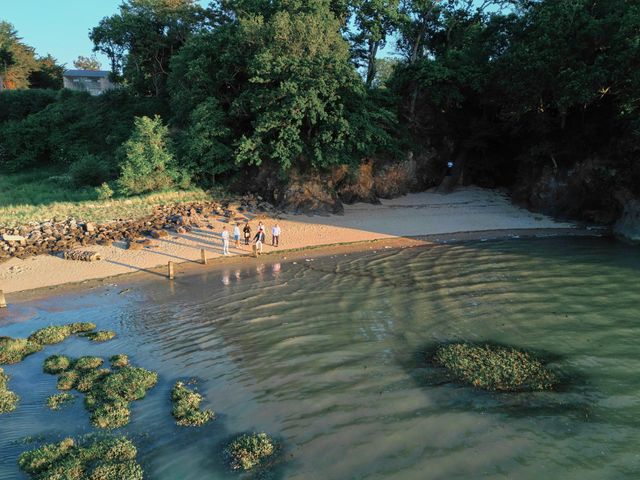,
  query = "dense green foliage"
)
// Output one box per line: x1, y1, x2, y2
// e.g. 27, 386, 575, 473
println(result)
171, 381, 214, 426
46, 393, 76, 410
0, 367, 19, 414
44, 354, 158, 429
18, 436, 143, 480
0, 0, 638, 214
433, 343, 557, 392
224, 433, 276, 471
